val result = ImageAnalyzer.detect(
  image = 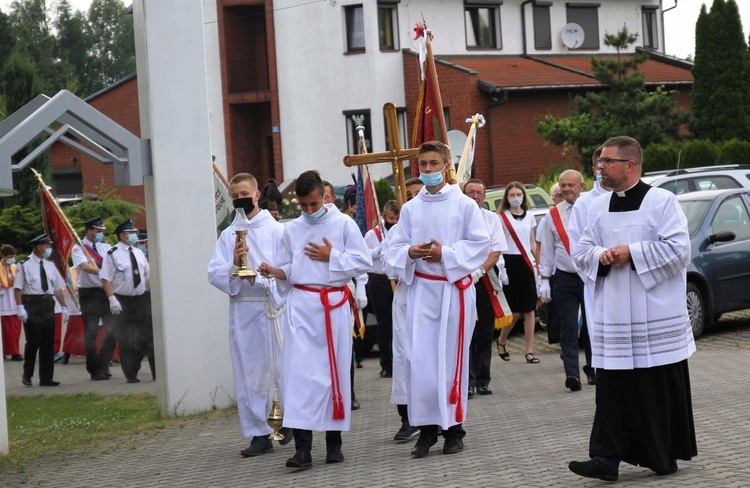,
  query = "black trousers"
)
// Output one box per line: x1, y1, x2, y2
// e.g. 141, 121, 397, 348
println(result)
420, 424, 465, 440
553, 270, 590, 379
114, 293, 155, 380
79, 287, 117, 376
22, 295, 56, 382
469, 281, 494, 387
367, 274, 394, 373
293, 429, 342, 452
